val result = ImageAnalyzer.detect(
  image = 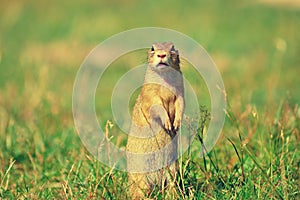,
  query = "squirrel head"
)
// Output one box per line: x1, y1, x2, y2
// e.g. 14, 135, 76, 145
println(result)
148, 42, 180, 71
